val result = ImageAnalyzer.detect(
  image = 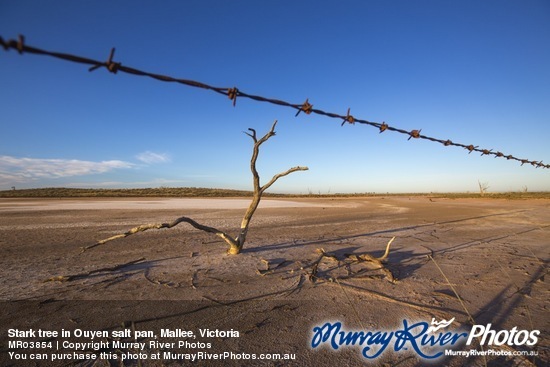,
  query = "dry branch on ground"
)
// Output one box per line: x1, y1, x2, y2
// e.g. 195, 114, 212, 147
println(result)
305, 237, 397, 284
